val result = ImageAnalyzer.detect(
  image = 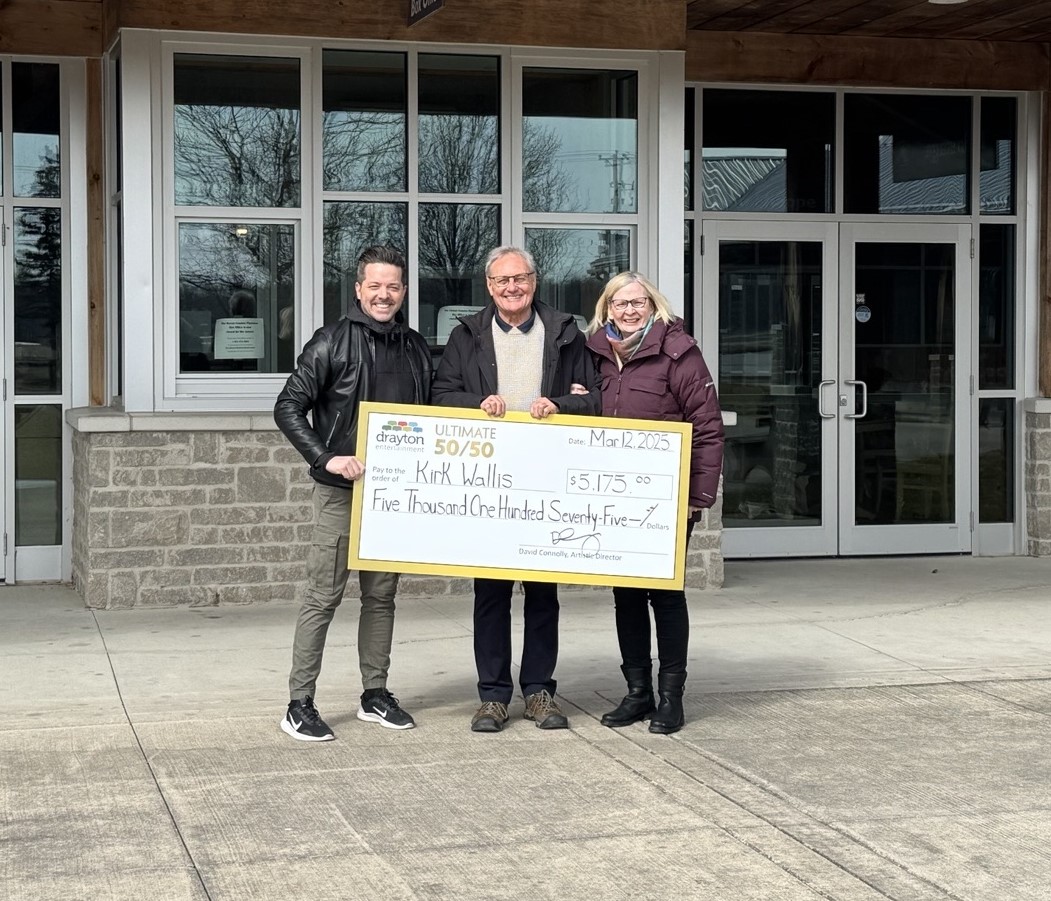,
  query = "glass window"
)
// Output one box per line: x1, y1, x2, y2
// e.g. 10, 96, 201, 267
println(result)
323, 202, 407, 325
978, 224, 1015, 390
419, 203, 500, 347
526, 227, 630, 326
14, 208, 62, 394
980, 97, 1016, 214
419, 55, 500, 195
323, 50, 406, 193
853, 242, 956, 526
718, 241, 824, 528
978, 398, 1014, 523
15, 405, 63, 546
844, 94, 972, 215
684, 87, 694, 211
702, 89, 834, 214
522, 68, 638, 214
178, 222, 296, 373
174, 54, 301, 207
13, 63, 61, 198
